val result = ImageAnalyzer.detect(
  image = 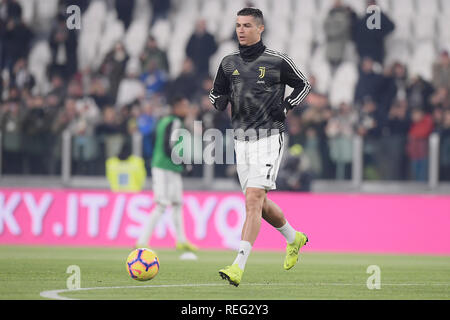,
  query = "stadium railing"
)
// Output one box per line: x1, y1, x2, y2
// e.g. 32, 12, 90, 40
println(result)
1, 130, 449, 194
